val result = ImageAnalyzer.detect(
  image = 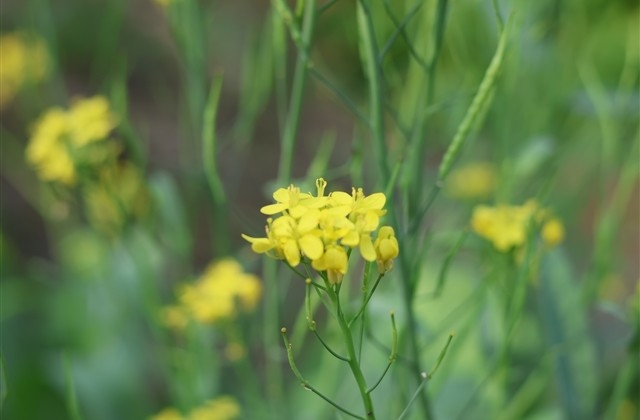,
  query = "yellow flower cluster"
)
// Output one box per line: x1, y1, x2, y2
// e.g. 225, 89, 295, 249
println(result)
0, 32, 48, 109
150, 396, 240, 420
25, 96, 118, 185
471, 201, 565, 251
162, 259, 262, 328
446, 162, 496, 200
242, 178, 399, 282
